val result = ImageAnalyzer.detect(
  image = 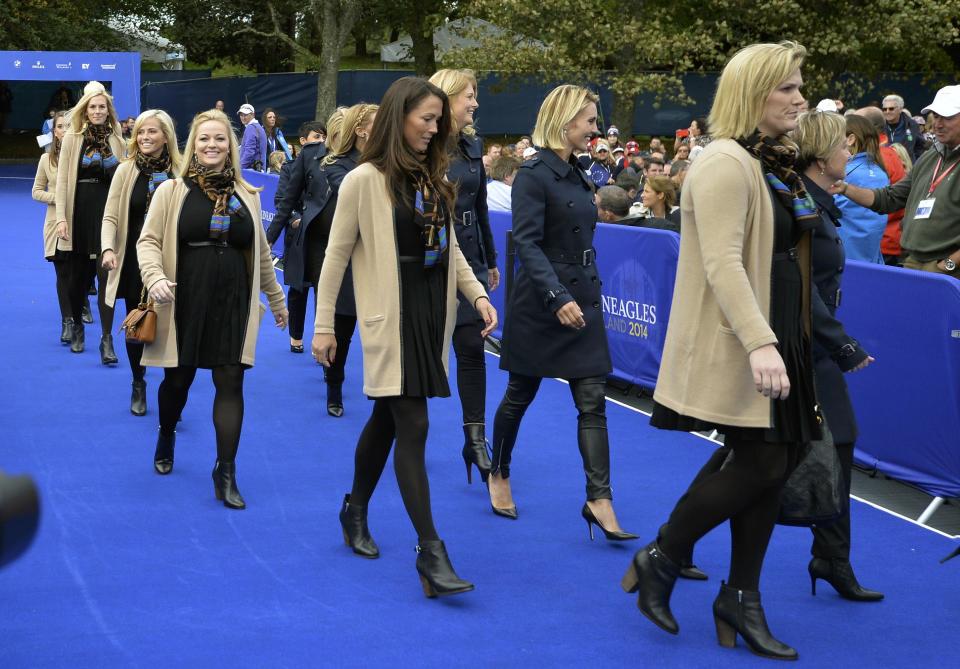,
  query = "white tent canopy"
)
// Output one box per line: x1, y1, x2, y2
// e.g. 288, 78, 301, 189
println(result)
380, 17, 542, 64
106, 17, 186, 70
